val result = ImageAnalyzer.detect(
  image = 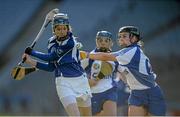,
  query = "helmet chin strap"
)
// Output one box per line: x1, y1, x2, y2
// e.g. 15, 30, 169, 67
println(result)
98, 47, 111, 52
56, 35, 68, 41
129, 33, 138, 45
